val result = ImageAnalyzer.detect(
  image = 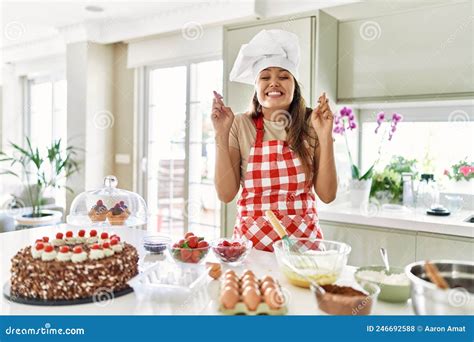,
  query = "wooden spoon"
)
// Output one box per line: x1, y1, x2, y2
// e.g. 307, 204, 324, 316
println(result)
425, 261, 450, 289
